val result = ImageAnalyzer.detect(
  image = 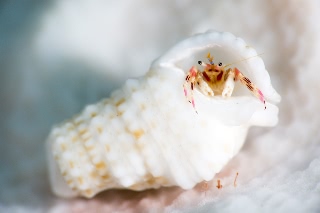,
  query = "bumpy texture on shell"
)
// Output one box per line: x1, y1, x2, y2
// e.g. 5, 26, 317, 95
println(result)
47, 30, 280, 198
